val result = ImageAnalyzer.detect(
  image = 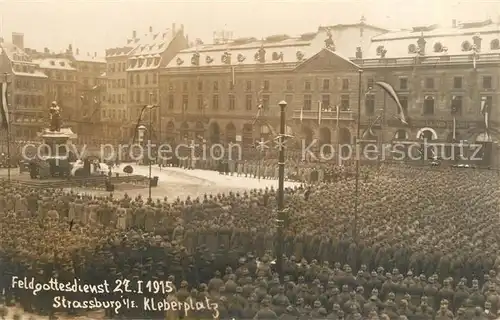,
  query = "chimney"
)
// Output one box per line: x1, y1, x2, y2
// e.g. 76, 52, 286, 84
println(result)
172, 23, 176, 34
132, 30, 137, 38
44, 47, 49, 54
0, 37, 3, 43
94, 52, 97, 57
355, 47, 363, 59
76, 48, 80, 55
149, 26, 153, 33
473, 33, 482, 51
180, 24, 184, 34
452, 19, 457, 28
12, 32, 24, 49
